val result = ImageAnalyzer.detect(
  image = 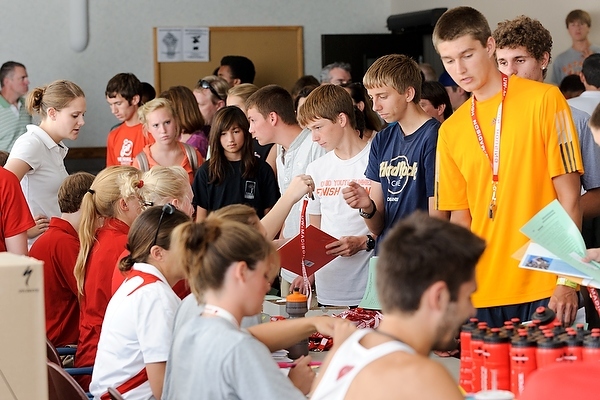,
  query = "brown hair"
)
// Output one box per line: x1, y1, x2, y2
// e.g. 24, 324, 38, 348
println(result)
493, 16, 553, 79
208, 106, 257, 184
160, 86, 205, 134
74, 166, 143, 294
432, 6, 491, 50
172, 217, 275, 300
342, 82, 384, 133
363, 54, 422, 103
105, 73, 141, 104
290, 75, 320, 100
211, 204, 258, 226
26, 80, 85, 119
195, 75, 230, 104
377, 211, 485, 313
297, 84, 357, 130
58, 172, 96, 214
119, 205, 190, 272
246, 84, 297, 125
566, 10, 591, 28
